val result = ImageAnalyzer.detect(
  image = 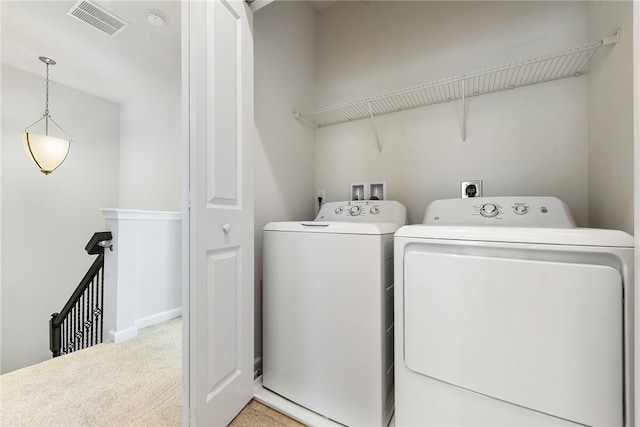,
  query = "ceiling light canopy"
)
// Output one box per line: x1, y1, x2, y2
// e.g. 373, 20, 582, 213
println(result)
22, 57, 73, 175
